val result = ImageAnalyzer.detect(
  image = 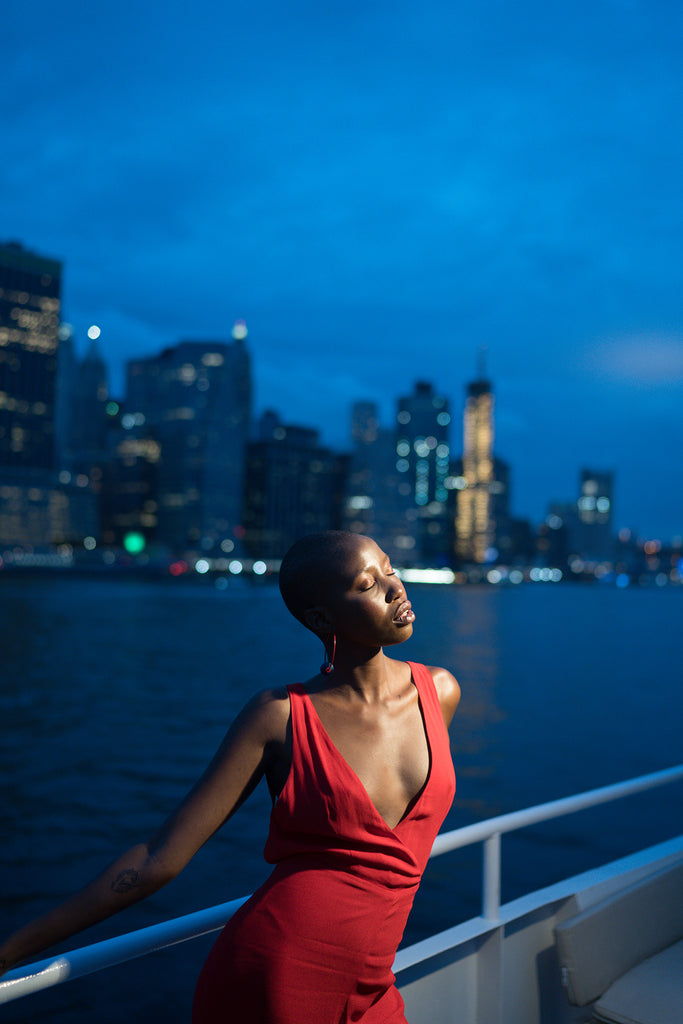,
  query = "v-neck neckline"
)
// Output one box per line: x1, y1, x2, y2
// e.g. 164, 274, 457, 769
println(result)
297, 667, 433, 834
